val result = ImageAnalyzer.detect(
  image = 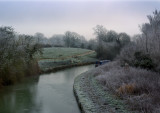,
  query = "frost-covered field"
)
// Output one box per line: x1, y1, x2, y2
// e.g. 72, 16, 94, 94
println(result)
39, 47, 93, 59
38, 47, 97, 71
